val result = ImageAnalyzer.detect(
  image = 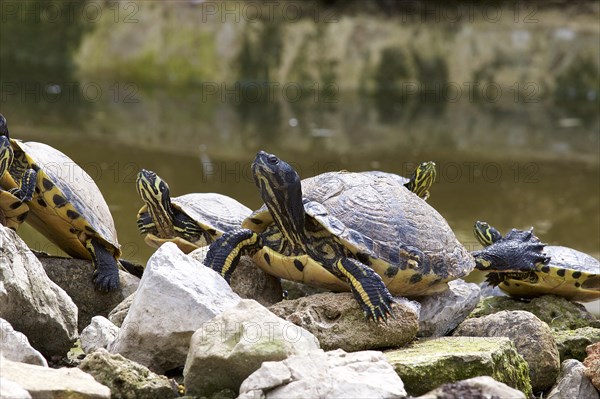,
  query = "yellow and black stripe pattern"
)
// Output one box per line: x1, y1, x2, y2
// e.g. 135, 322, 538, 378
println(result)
404, 161, 436, 200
